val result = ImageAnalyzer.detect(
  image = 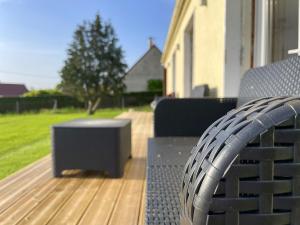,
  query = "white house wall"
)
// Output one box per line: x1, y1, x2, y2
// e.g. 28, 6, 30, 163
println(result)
163, 0, 227, 97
